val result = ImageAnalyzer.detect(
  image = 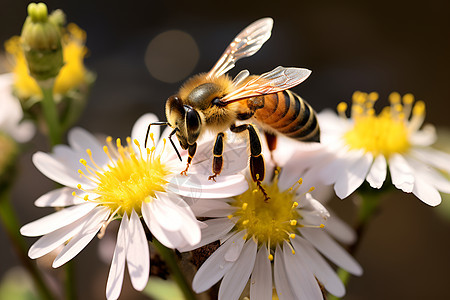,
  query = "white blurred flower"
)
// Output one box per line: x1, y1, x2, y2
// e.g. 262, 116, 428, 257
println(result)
20, 113, 248, 300
310, 91, 450, 206
184, 170, 362, 300
0, 73, 34, 143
